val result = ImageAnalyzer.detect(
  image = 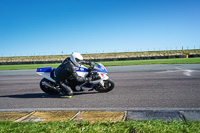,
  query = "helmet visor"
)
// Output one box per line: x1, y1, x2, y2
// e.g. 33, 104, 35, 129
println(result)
75, 58, 81, 64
